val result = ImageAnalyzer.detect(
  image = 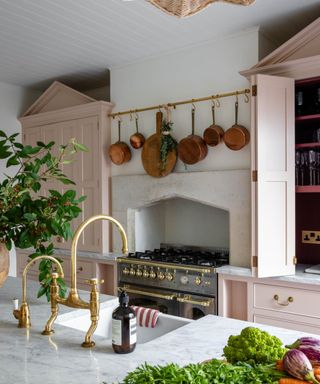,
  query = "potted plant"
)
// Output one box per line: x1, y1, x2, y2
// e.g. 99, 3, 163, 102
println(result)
0, 130, 87, 300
